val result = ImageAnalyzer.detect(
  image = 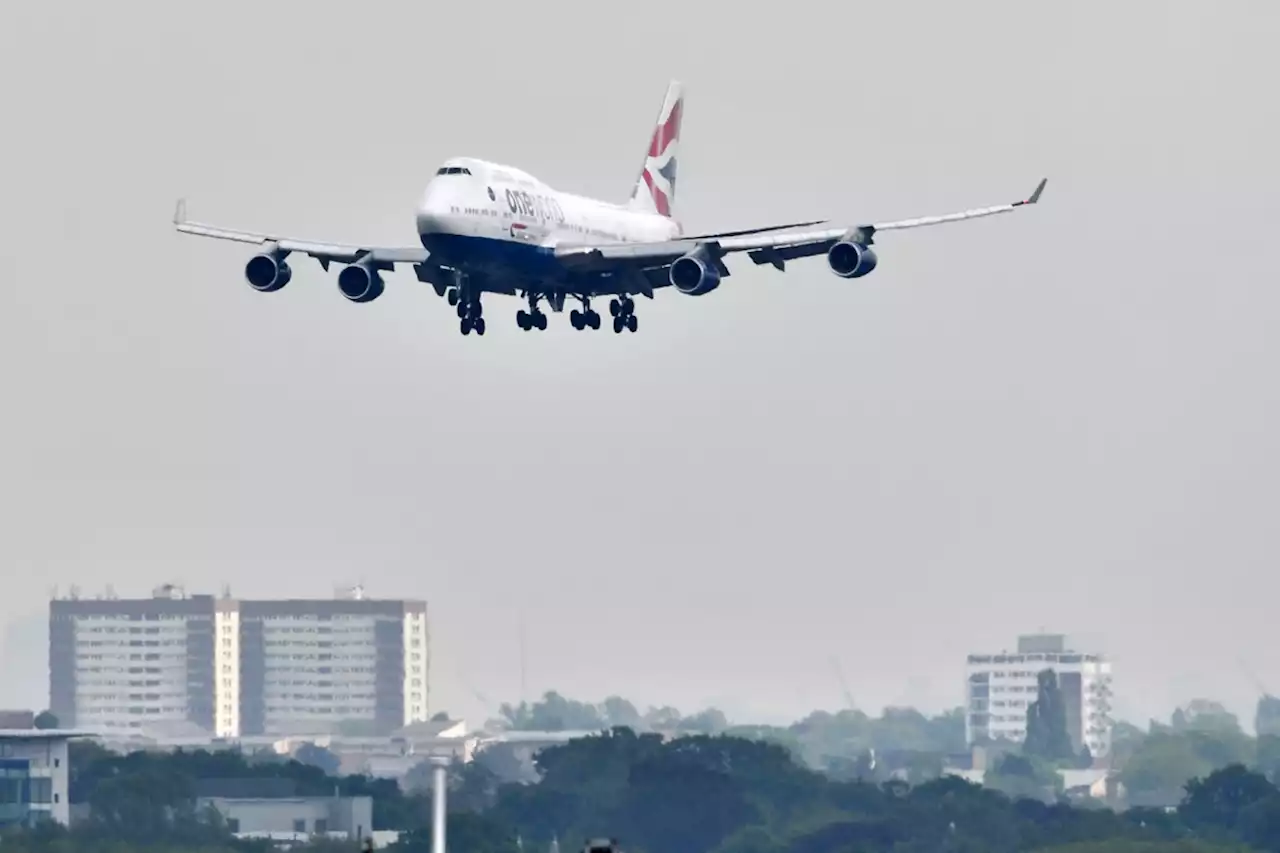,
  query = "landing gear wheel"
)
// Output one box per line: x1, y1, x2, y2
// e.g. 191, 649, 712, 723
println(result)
534, 311, 547, 331
460, 318, 472, 336
609, 299, 621, 317
473, 317, 486, 335
517, 309, 531, 330
626, 314, 638, 333
613, 316, 624, 334
447, 289, 459, 307
587, 310, 601, 330
570, 309, 584, 330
